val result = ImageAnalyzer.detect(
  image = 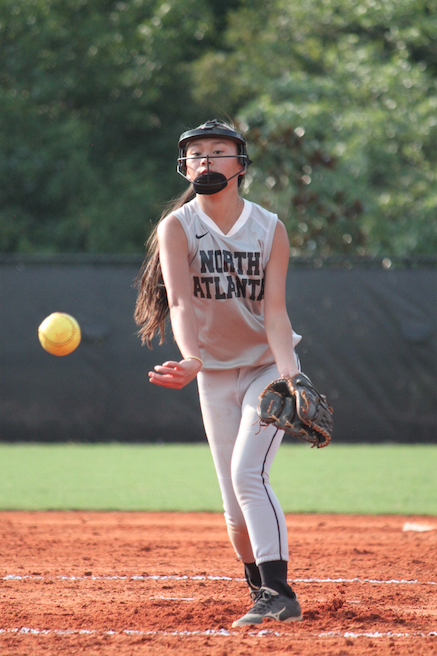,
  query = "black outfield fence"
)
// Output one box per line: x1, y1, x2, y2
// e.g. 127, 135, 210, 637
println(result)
0, 255, 436, 444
